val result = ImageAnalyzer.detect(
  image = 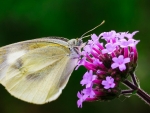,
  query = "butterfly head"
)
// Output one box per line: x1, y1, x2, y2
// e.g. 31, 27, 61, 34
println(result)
68, 38, 85, 58
68, 38, 86, 50
68, 38, 82, 46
